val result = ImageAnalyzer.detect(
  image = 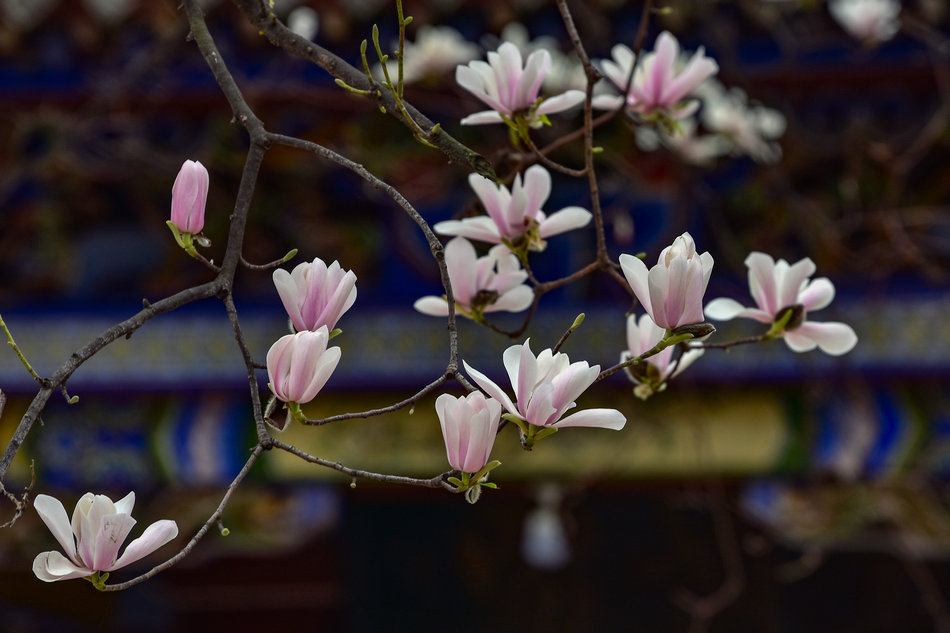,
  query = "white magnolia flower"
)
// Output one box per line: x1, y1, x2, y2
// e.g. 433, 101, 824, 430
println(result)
696, 80, 786, 163
829, 0, 901, 45
456, 41, 585, 127
33, 492, 178, 583
705, 252, 858, 355
434, 165, 591, 253
414, 238, 533, 319
593, 33, 718, 118
464, 339, 626, 433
